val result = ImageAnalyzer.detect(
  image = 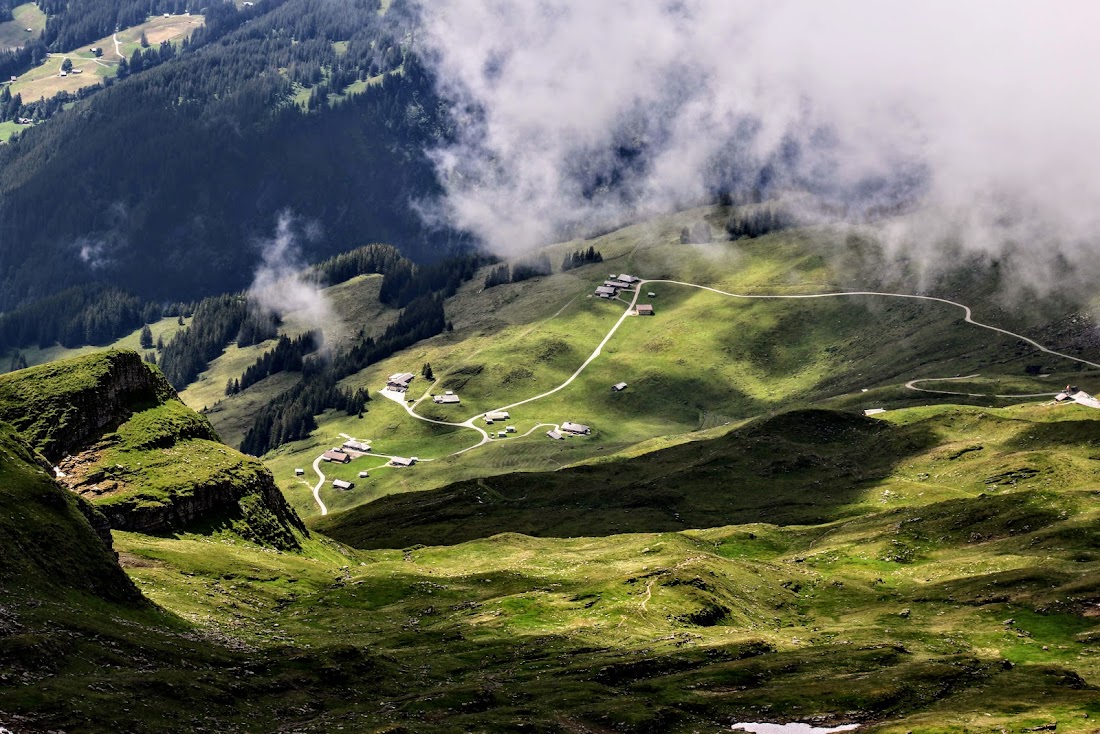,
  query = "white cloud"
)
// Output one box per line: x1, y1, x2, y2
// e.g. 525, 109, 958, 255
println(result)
248, 212, 340, 342
415, 0, 1100, 293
